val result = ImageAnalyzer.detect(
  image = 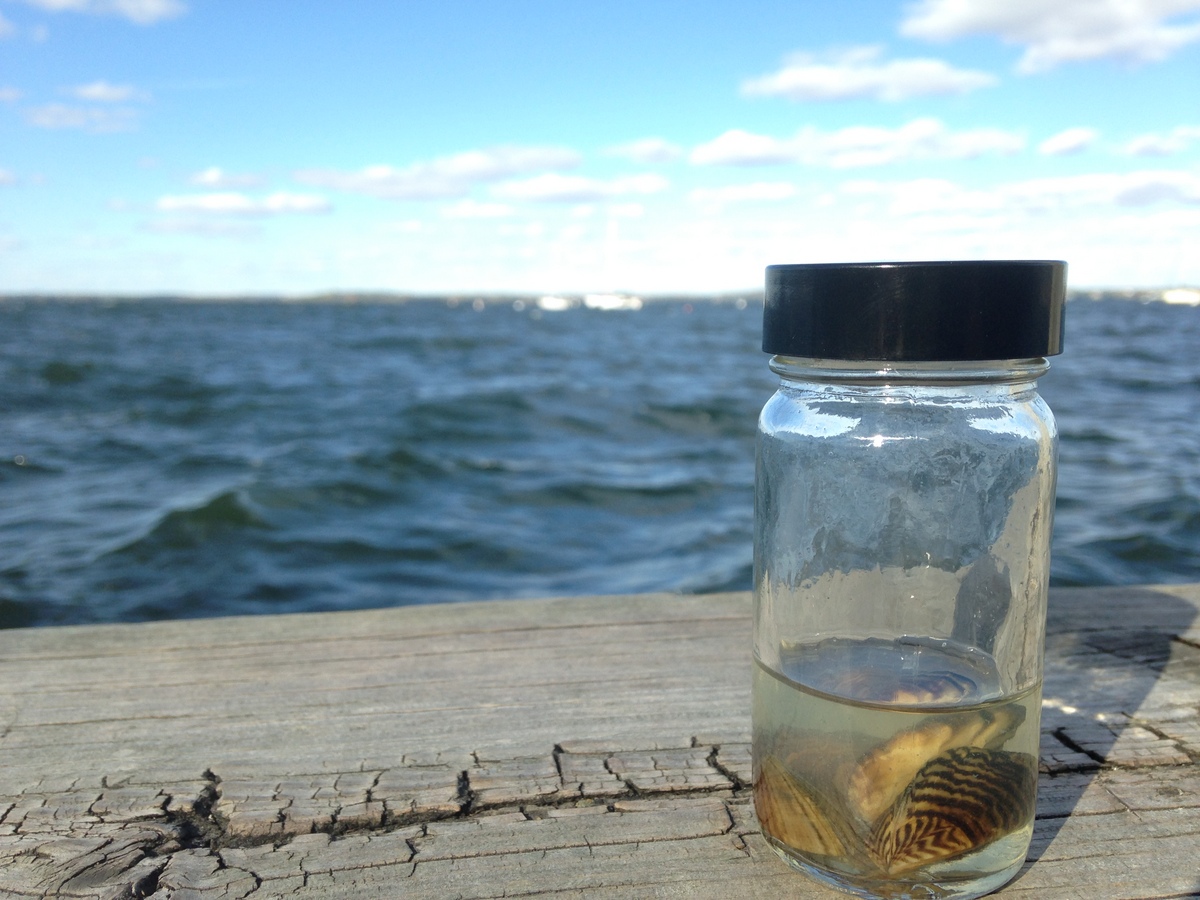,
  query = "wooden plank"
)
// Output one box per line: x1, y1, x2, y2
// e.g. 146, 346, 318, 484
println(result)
0, 583, 1197, 898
